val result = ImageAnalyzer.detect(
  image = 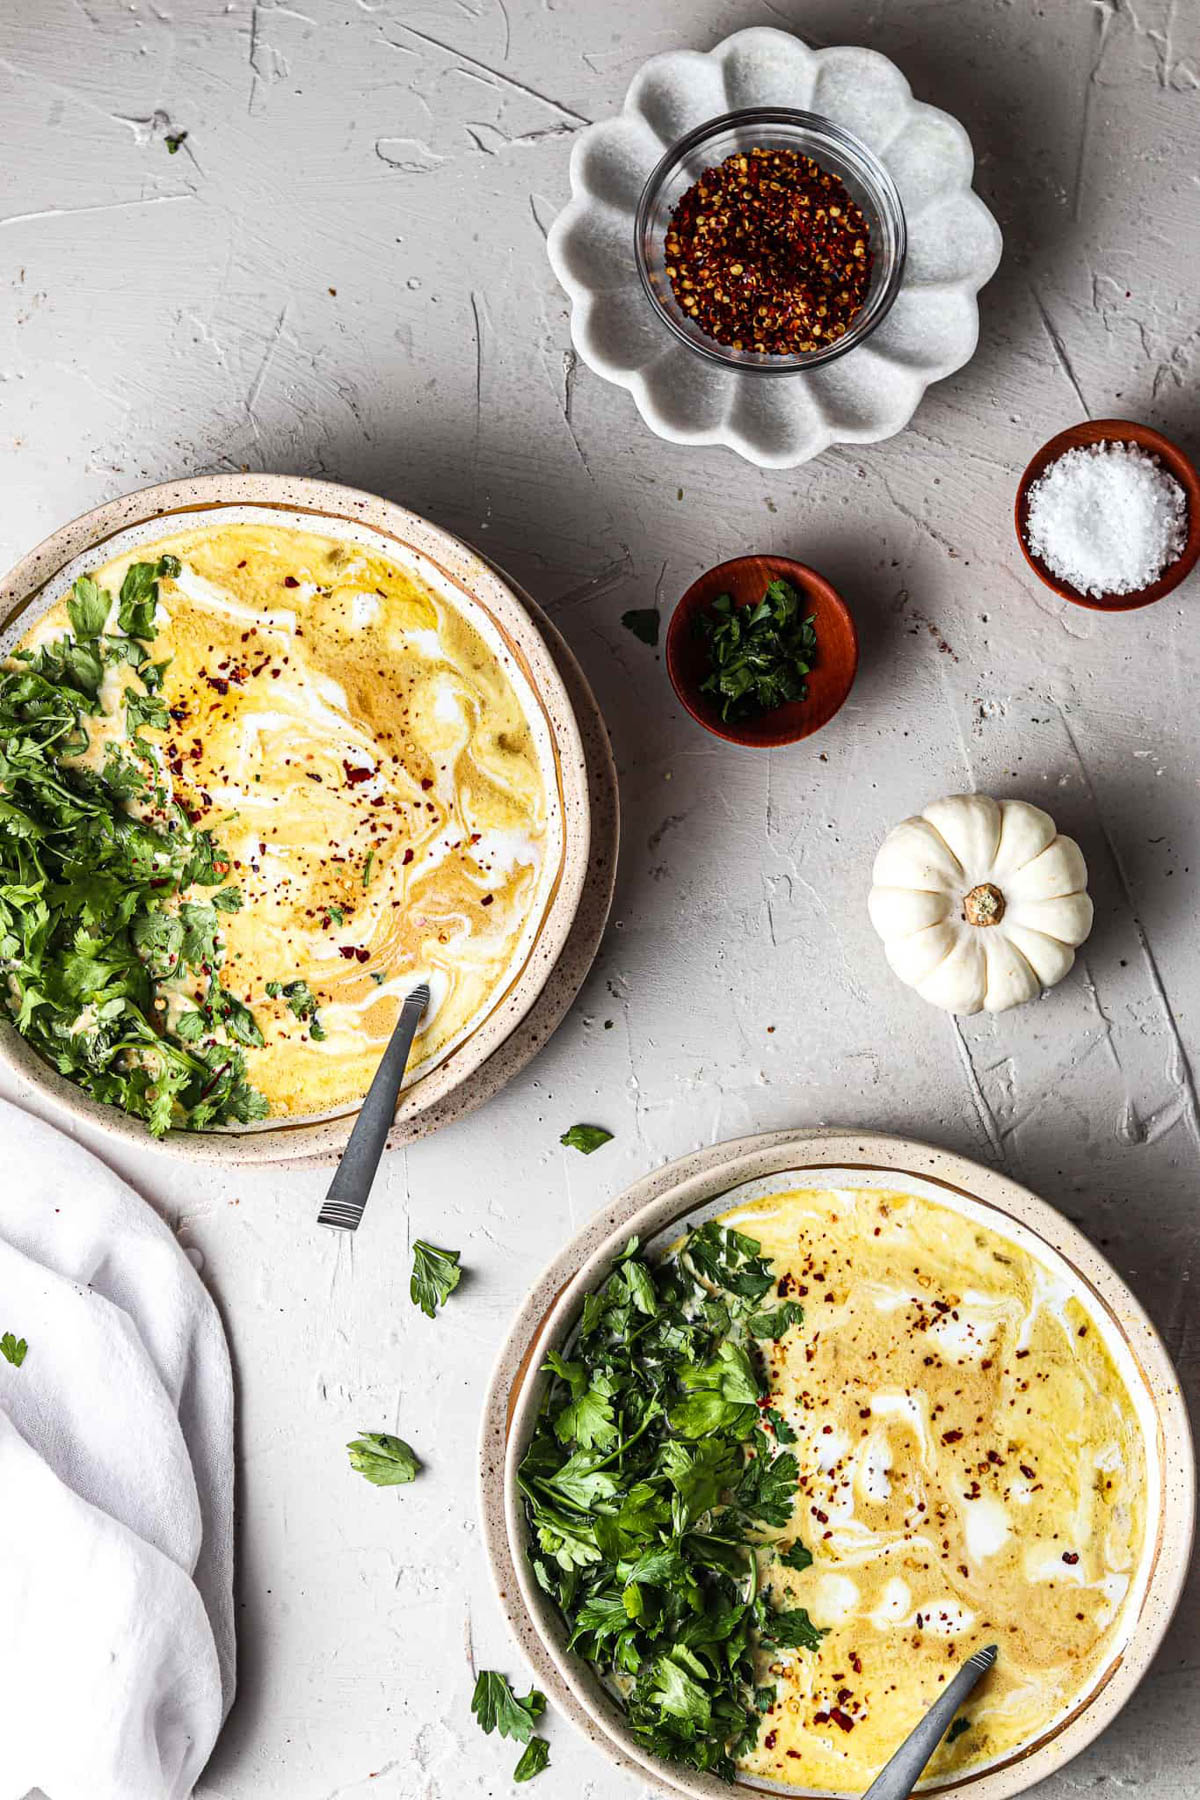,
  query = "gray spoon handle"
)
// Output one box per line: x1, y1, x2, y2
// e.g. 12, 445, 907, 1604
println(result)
316, 983, 431, 1232
862, 1643, 997, 1799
